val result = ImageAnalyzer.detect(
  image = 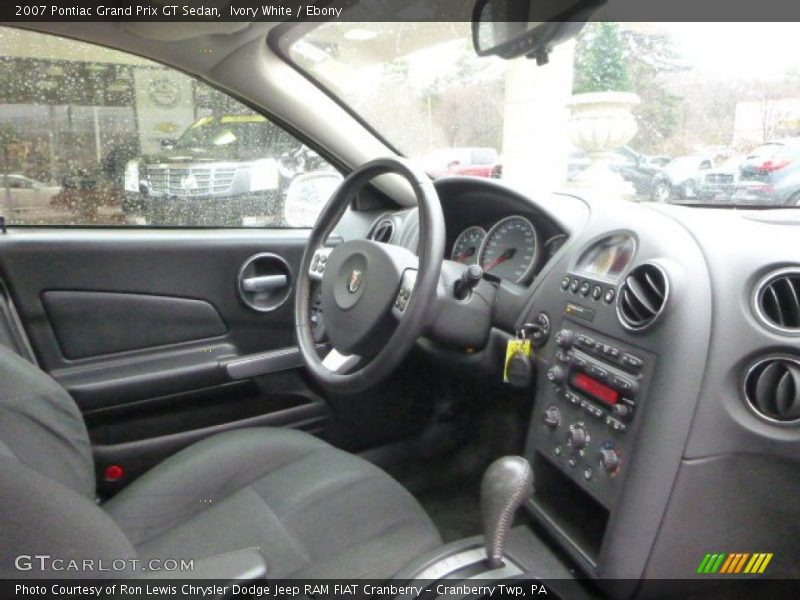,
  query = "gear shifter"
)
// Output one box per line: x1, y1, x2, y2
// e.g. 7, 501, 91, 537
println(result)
480, 456, 534, 568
